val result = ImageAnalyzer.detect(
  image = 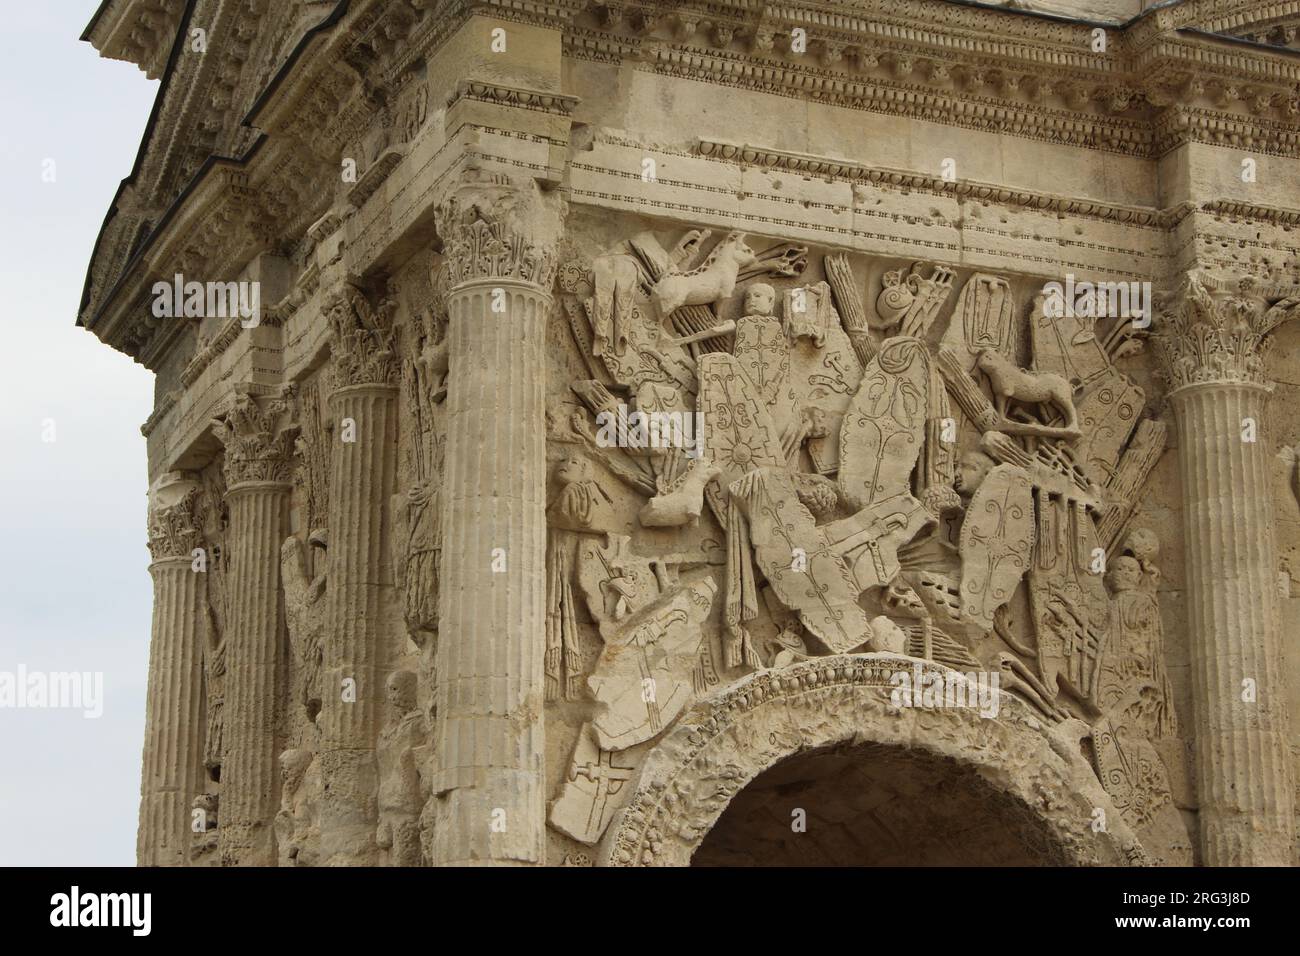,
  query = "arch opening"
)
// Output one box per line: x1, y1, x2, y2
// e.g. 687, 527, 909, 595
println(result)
599, 656, 1144, 867
692, 741, 1071, 866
